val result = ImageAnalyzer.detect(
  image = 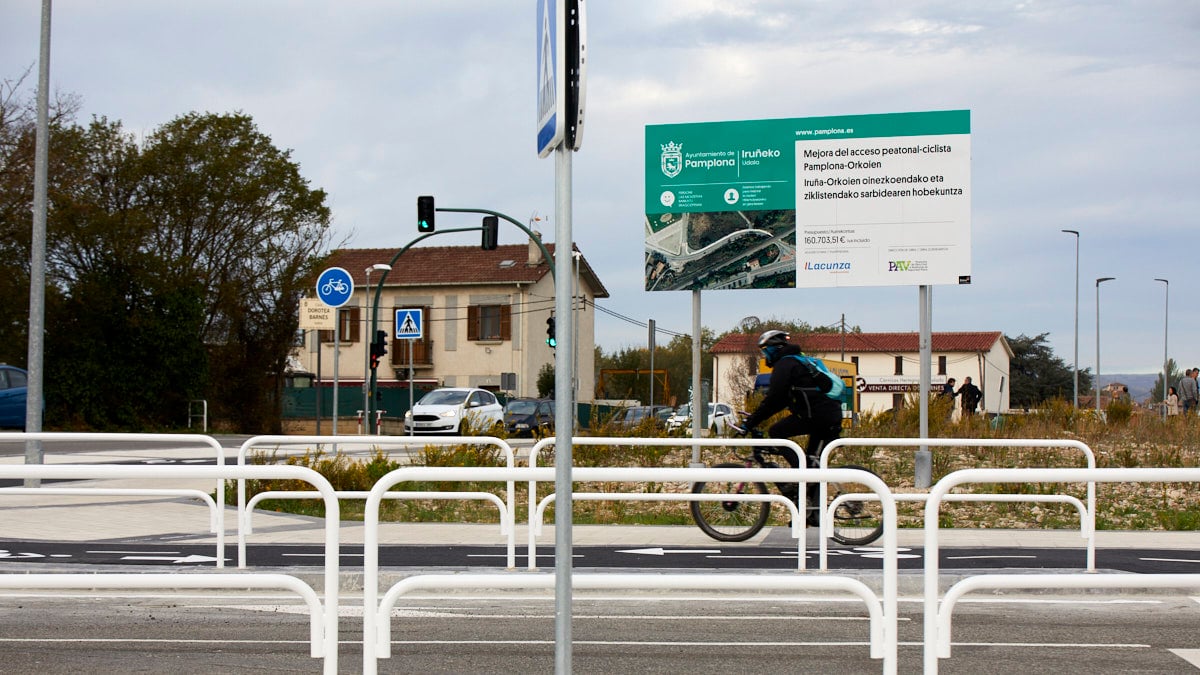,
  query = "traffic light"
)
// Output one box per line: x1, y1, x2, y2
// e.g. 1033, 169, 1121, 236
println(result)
481, 215, 498, 250
545, 316, 556, 348
370, 330, 388, 370
417, 195, 435, 233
